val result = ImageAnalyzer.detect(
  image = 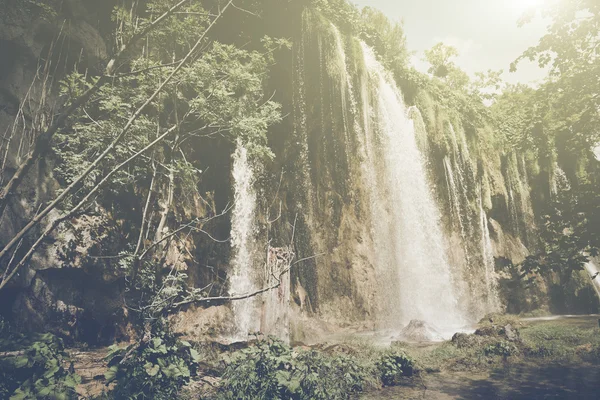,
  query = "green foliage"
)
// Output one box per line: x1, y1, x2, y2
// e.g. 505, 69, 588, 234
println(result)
513, 0, 600, 155
520, 322, 600, 363
24, 0, 57, 19
509, 0, 600, 160
489, 0, 600, 293
310, 0, 409, 71
0, 329, 80, 400
499, 177, 600, 290
483, 340, 519, 357
104, 320, 199, 400
376, 349, 415, 386
49, 0, 284, 313
217, 337, 371, 400
424, 43, 459, 79
310, 0, 362, 34
359, 7, 409, 71
55, 39, 280, 199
